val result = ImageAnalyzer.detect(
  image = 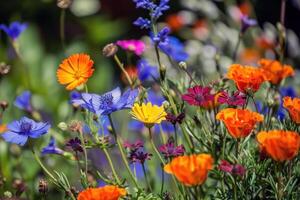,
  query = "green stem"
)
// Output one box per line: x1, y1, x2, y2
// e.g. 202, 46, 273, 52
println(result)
108, 114, 139, 188
142, 163, 152, 192
232, 33, 242, 62
60, 9, 66, 52
32, 150, 57, 182
113, 55, 133, 87
79, 129, 88, 175
103, 148, 121, 185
